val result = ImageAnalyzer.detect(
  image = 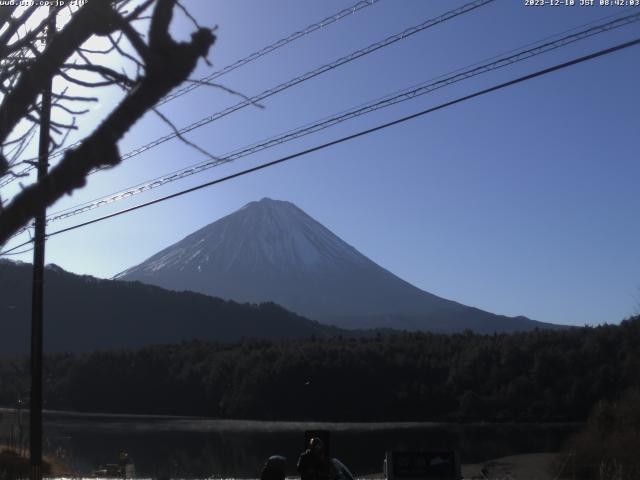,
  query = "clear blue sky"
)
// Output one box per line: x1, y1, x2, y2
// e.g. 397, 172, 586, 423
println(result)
5, 0, 640, 326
